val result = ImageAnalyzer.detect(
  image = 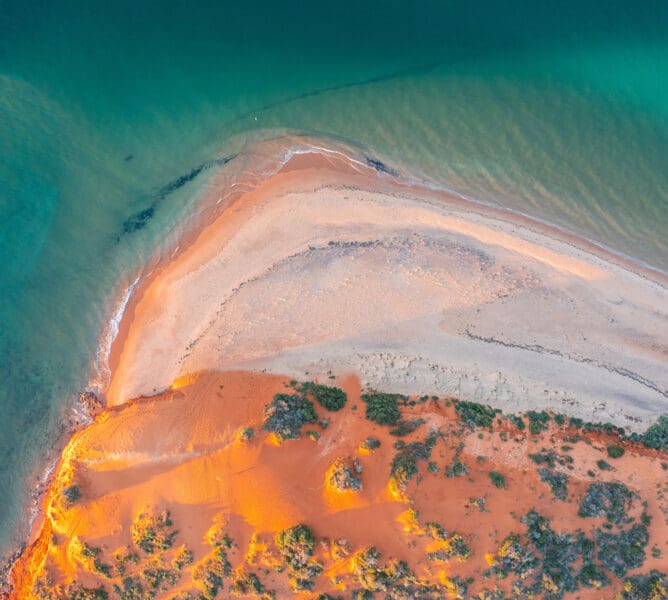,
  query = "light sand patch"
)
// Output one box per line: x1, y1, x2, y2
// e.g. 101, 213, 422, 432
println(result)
105, 146, 667, 430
